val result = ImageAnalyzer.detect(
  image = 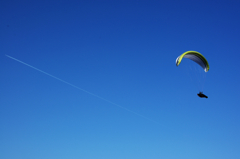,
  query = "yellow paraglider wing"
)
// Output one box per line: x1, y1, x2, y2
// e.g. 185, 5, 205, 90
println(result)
176, 51, 209, 72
